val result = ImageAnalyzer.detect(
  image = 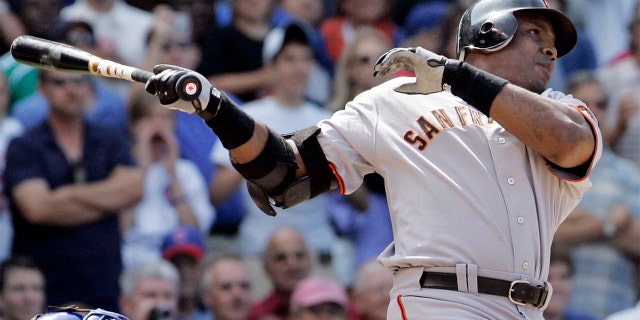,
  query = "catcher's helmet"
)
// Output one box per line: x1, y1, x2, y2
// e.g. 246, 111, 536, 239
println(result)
456, 0, 577, 60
